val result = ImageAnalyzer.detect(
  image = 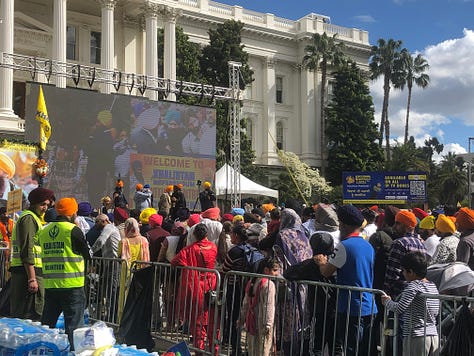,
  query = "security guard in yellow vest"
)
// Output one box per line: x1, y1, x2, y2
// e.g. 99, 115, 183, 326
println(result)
10, 187, 54, 320
38, 197, 92, 349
